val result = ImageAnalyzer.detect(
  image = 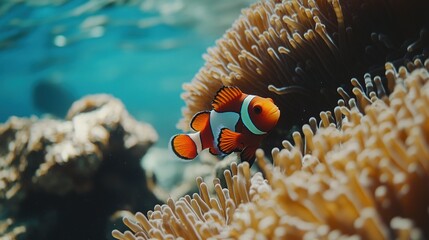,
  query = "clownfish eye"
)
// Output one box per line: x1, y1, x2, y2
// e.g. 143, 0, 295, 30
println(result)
253, 105, 262, 114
